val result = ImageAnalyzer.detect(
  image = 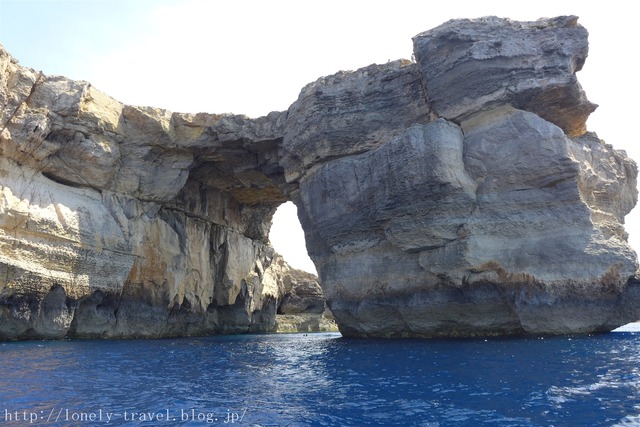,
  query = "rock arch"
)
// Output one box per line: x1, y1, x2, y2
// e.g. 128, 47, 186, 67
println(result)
1, 15, 640, 339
